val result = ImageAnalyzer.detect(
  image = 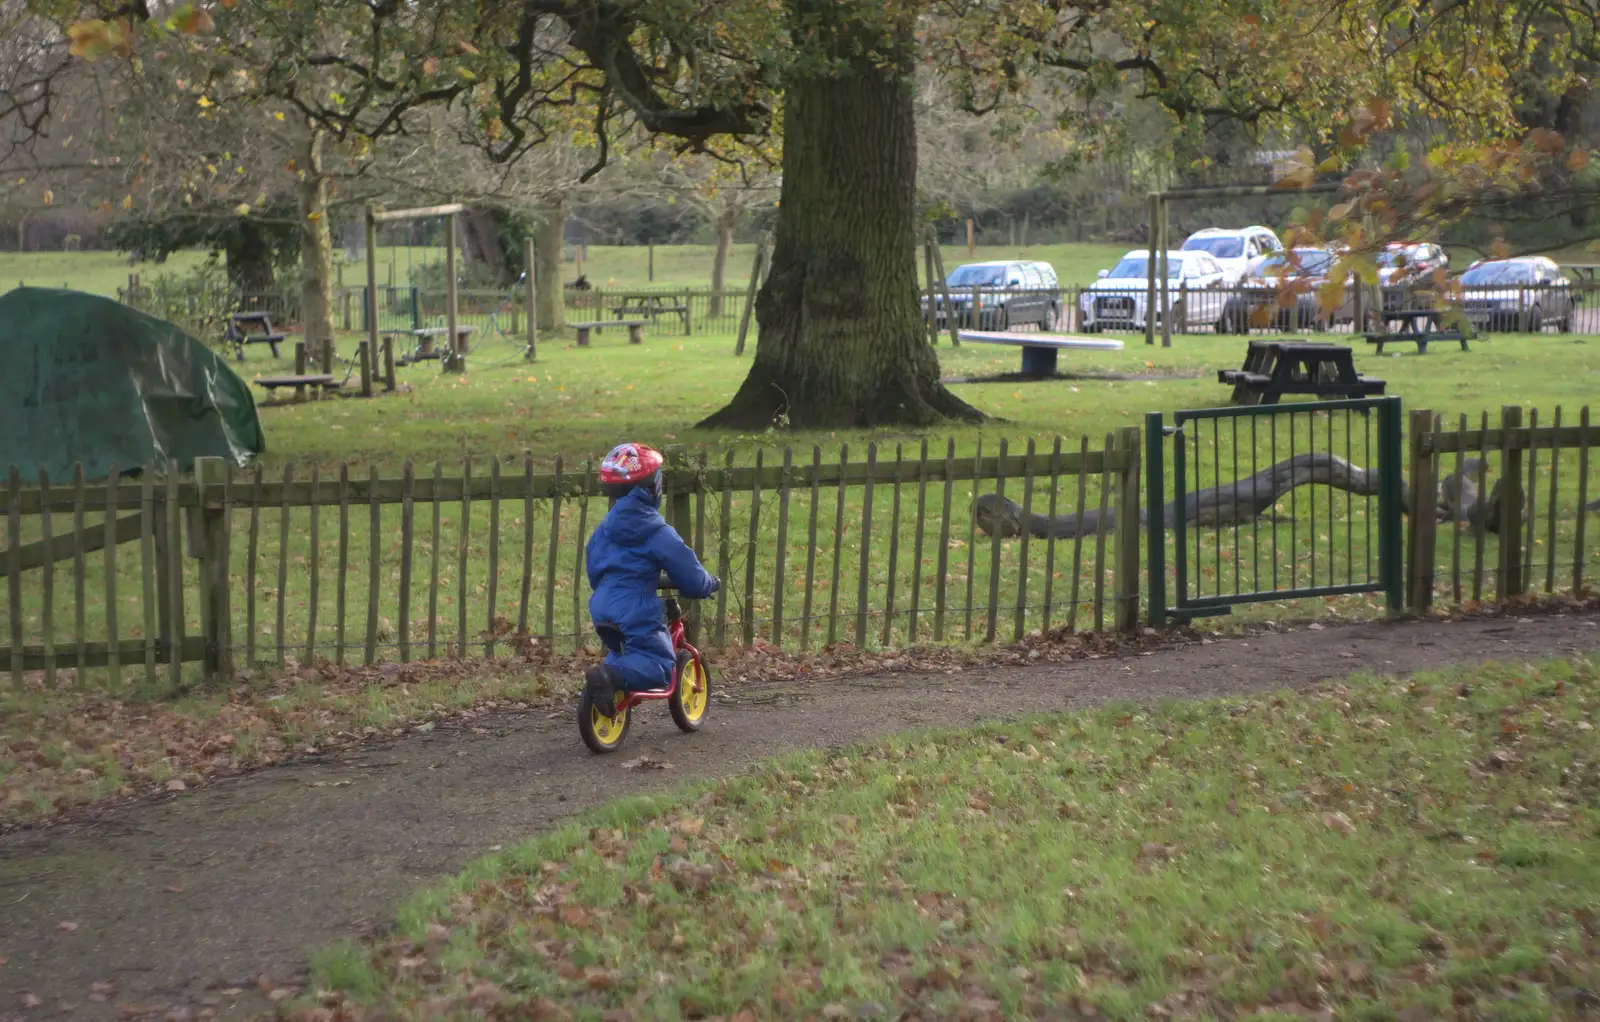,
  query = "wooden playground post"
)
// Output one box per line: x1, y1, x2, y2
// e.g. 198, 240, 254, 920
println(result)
381, 335, 396, 392
293, 342, 308, 403
358, 340, 373, 397
926, 227, 960, 348
524, 237, 537, 361
364, 204, 380, 369
443, 209, 461, 373
966, 219, 975, 257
